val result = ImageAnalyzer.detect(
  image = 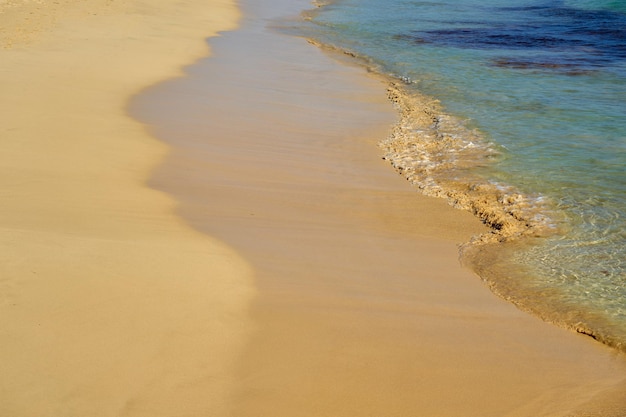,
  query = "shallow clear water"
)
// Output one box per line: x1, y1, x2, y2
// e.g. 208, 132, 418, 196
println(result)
293, 0, 626, 349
